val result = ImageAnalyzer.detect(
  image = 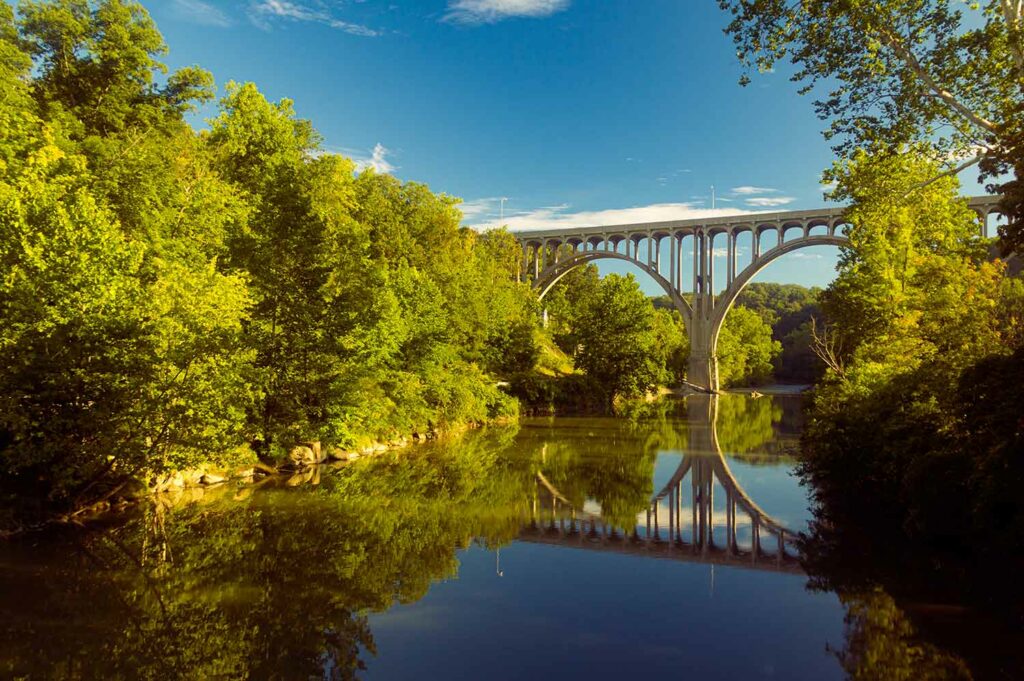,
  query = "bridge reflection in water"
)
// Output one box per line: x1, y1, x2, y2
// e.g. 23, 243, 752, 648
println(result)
519, 395, 801, 574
